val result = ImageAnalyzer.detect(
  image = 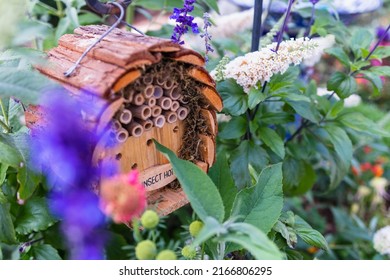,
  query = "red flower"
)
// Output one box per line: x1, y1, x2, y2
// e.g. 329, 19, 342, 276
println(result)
99, 170, 146, 223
